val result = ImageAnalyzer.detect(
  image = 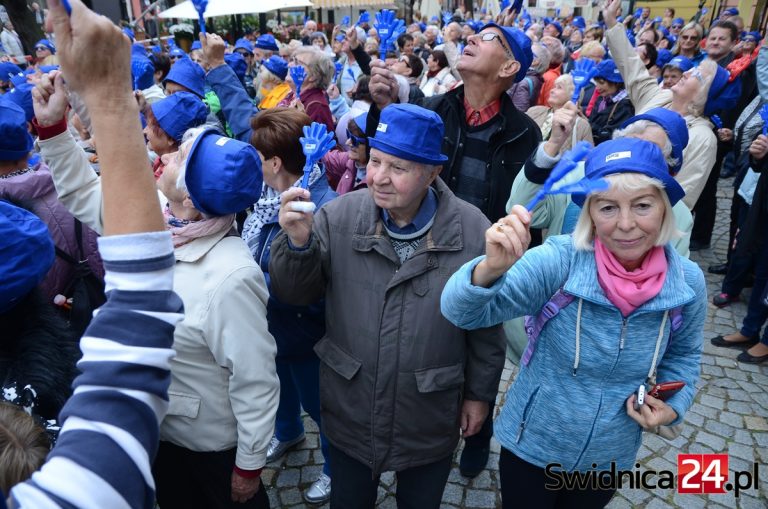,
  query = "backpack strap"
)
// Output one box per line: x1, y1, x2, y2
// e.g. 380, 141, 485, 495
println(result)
521, 288, 575, 366
524, 77, 534, 101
